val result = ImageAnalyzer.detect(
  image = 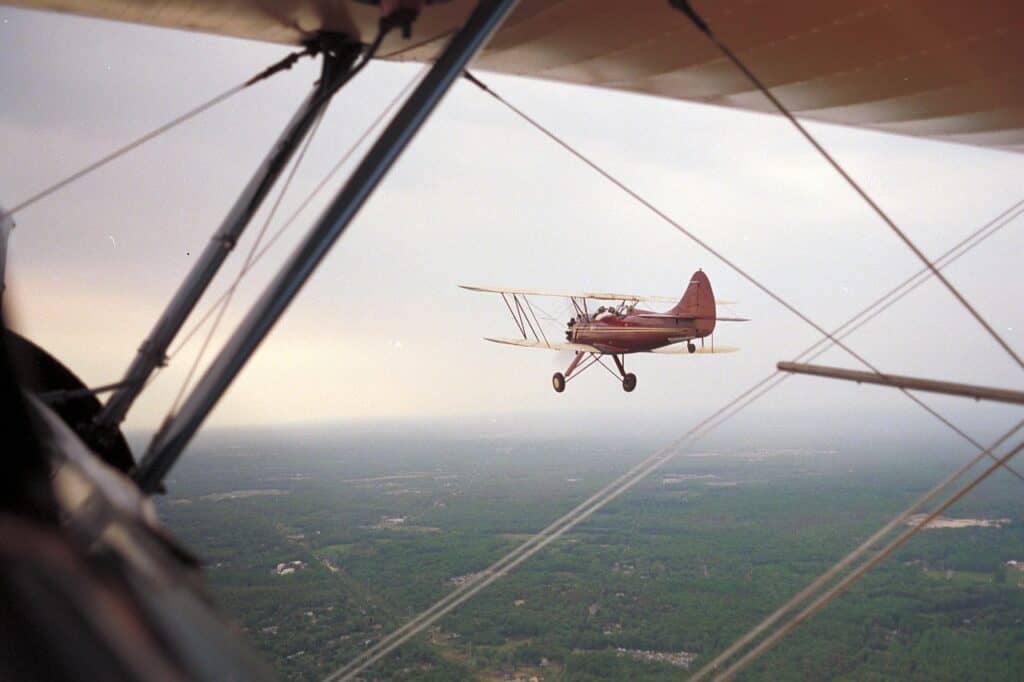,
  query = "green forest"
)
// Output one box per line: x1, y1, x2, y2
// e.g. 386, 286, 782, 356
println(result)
155, 427, 1024, 680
